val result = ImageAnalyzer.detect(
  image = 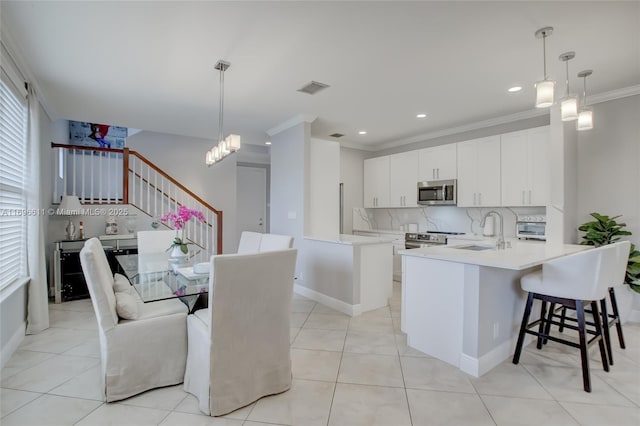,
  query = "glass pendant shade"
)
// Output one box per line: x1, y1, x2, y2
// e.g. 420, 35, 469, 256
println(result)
560, 96, 579, 121
535, 80, 555, 108
577, 108, 594, 131
227, 134, 241, 151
